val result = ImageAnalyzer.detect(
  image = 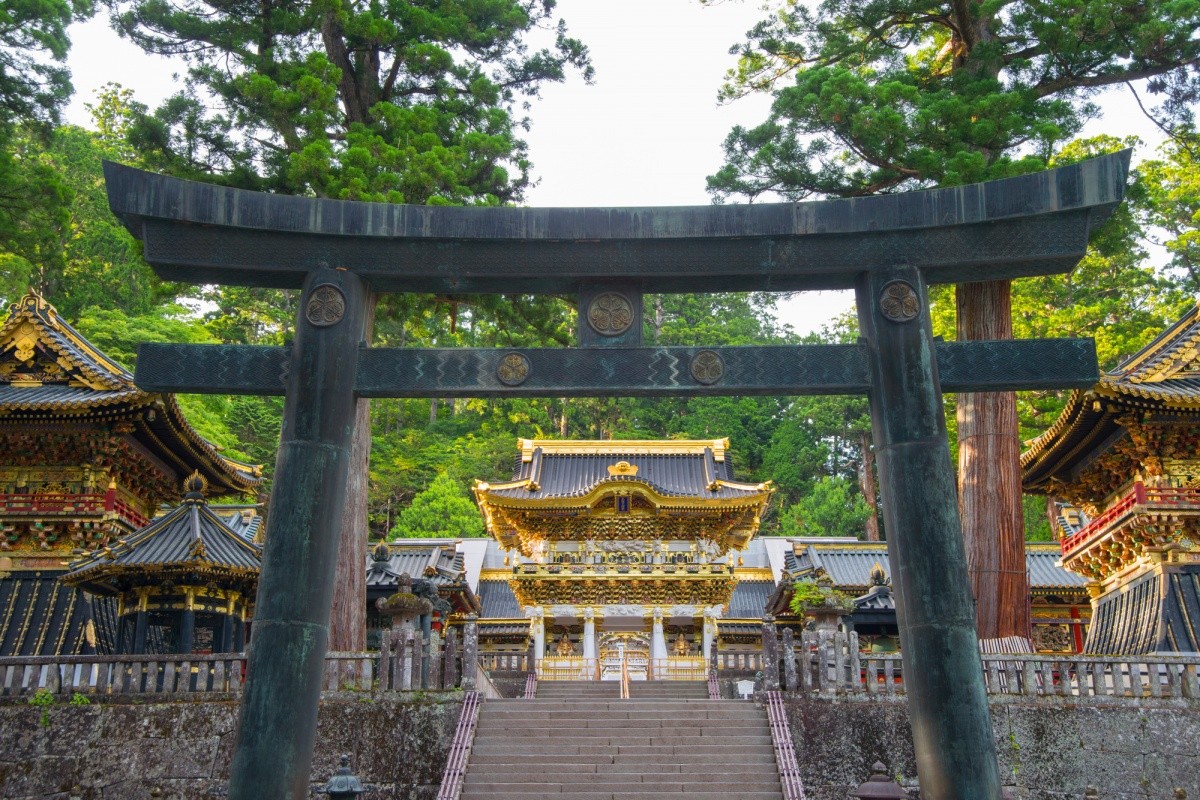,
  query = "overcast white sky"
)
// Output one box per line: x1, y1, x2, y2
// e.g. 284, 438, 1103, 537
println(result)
64, 0, 1169, 335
